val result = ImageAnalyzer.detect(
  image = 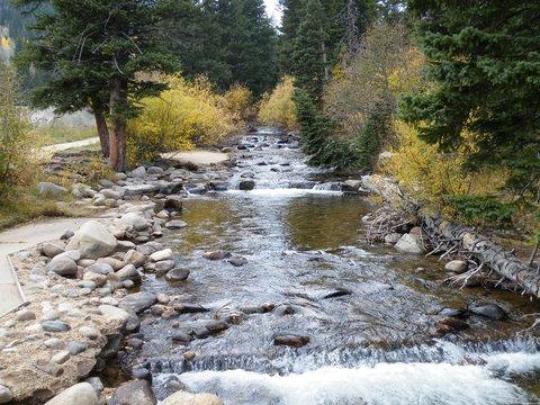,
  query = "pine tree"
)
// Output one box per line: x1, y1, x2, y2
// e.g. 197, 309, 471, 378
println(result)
292, 0, 326, 99
278, 0, 305, 75
403, 1, 540, 197
14, 0, 179, 170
